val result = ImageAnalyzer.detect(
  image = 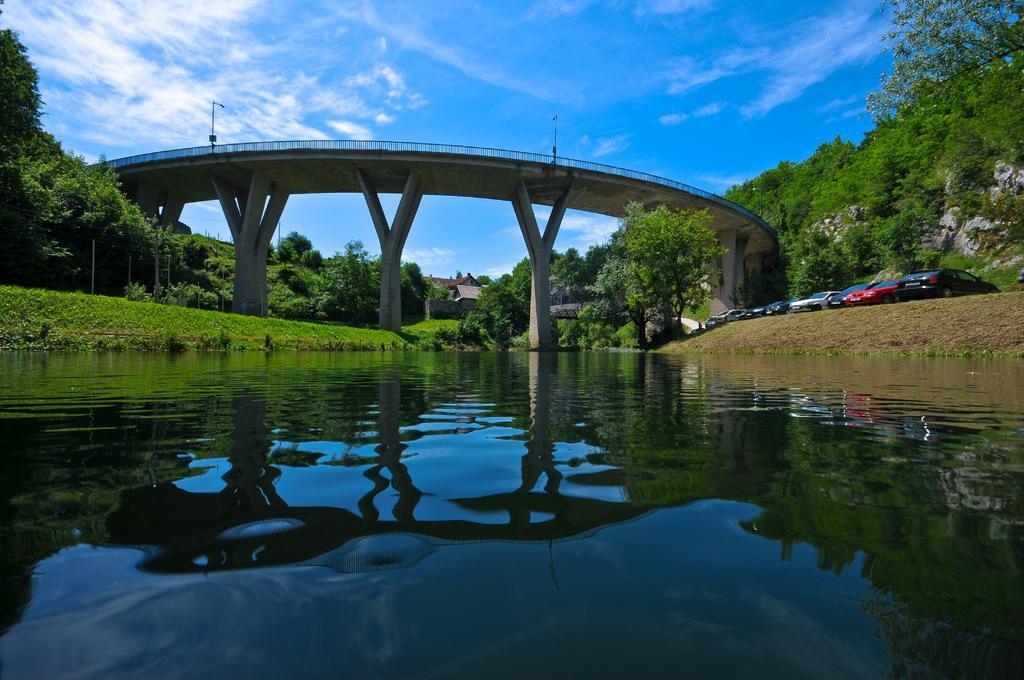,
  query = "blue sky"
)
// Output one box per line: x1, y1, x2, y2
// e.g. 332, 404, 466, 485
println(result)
5, 0, 890, 277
